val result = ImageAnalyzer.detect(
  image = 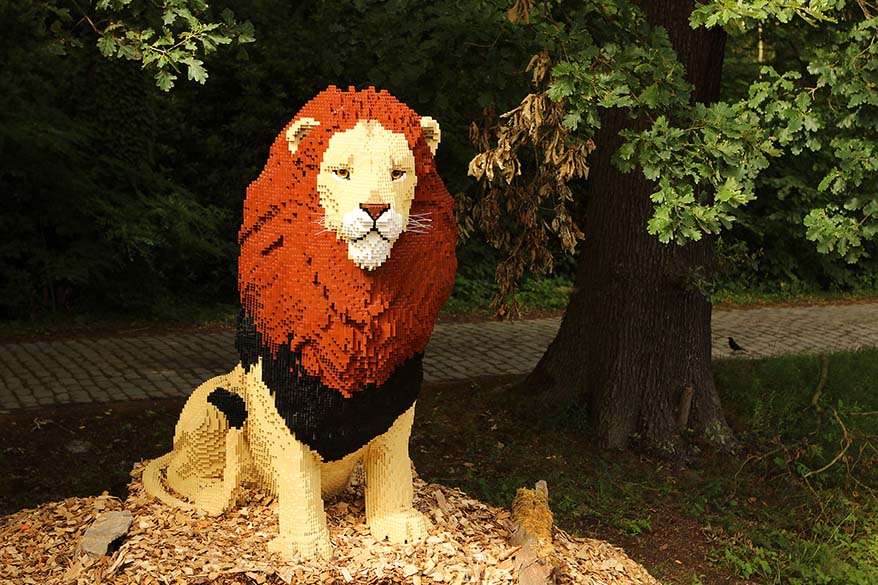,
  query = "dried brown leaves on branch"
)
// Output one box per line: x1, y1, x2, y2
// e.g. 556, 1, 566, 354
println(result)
467, 52, 594, 318
506, 0, 536, 24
